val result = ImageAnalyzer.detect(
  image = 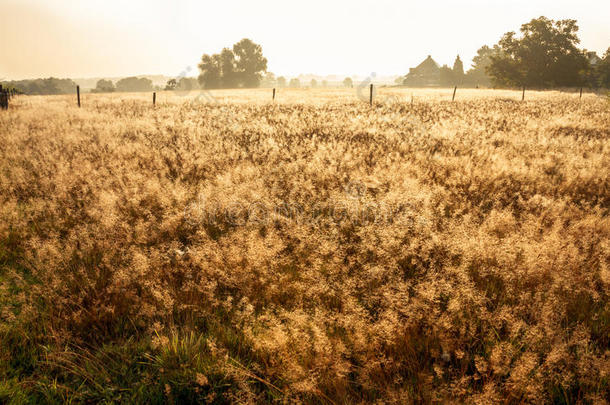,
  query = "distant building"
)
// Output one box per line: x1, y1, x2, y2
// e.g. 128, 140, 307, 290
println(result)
403, 55, 441, 87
